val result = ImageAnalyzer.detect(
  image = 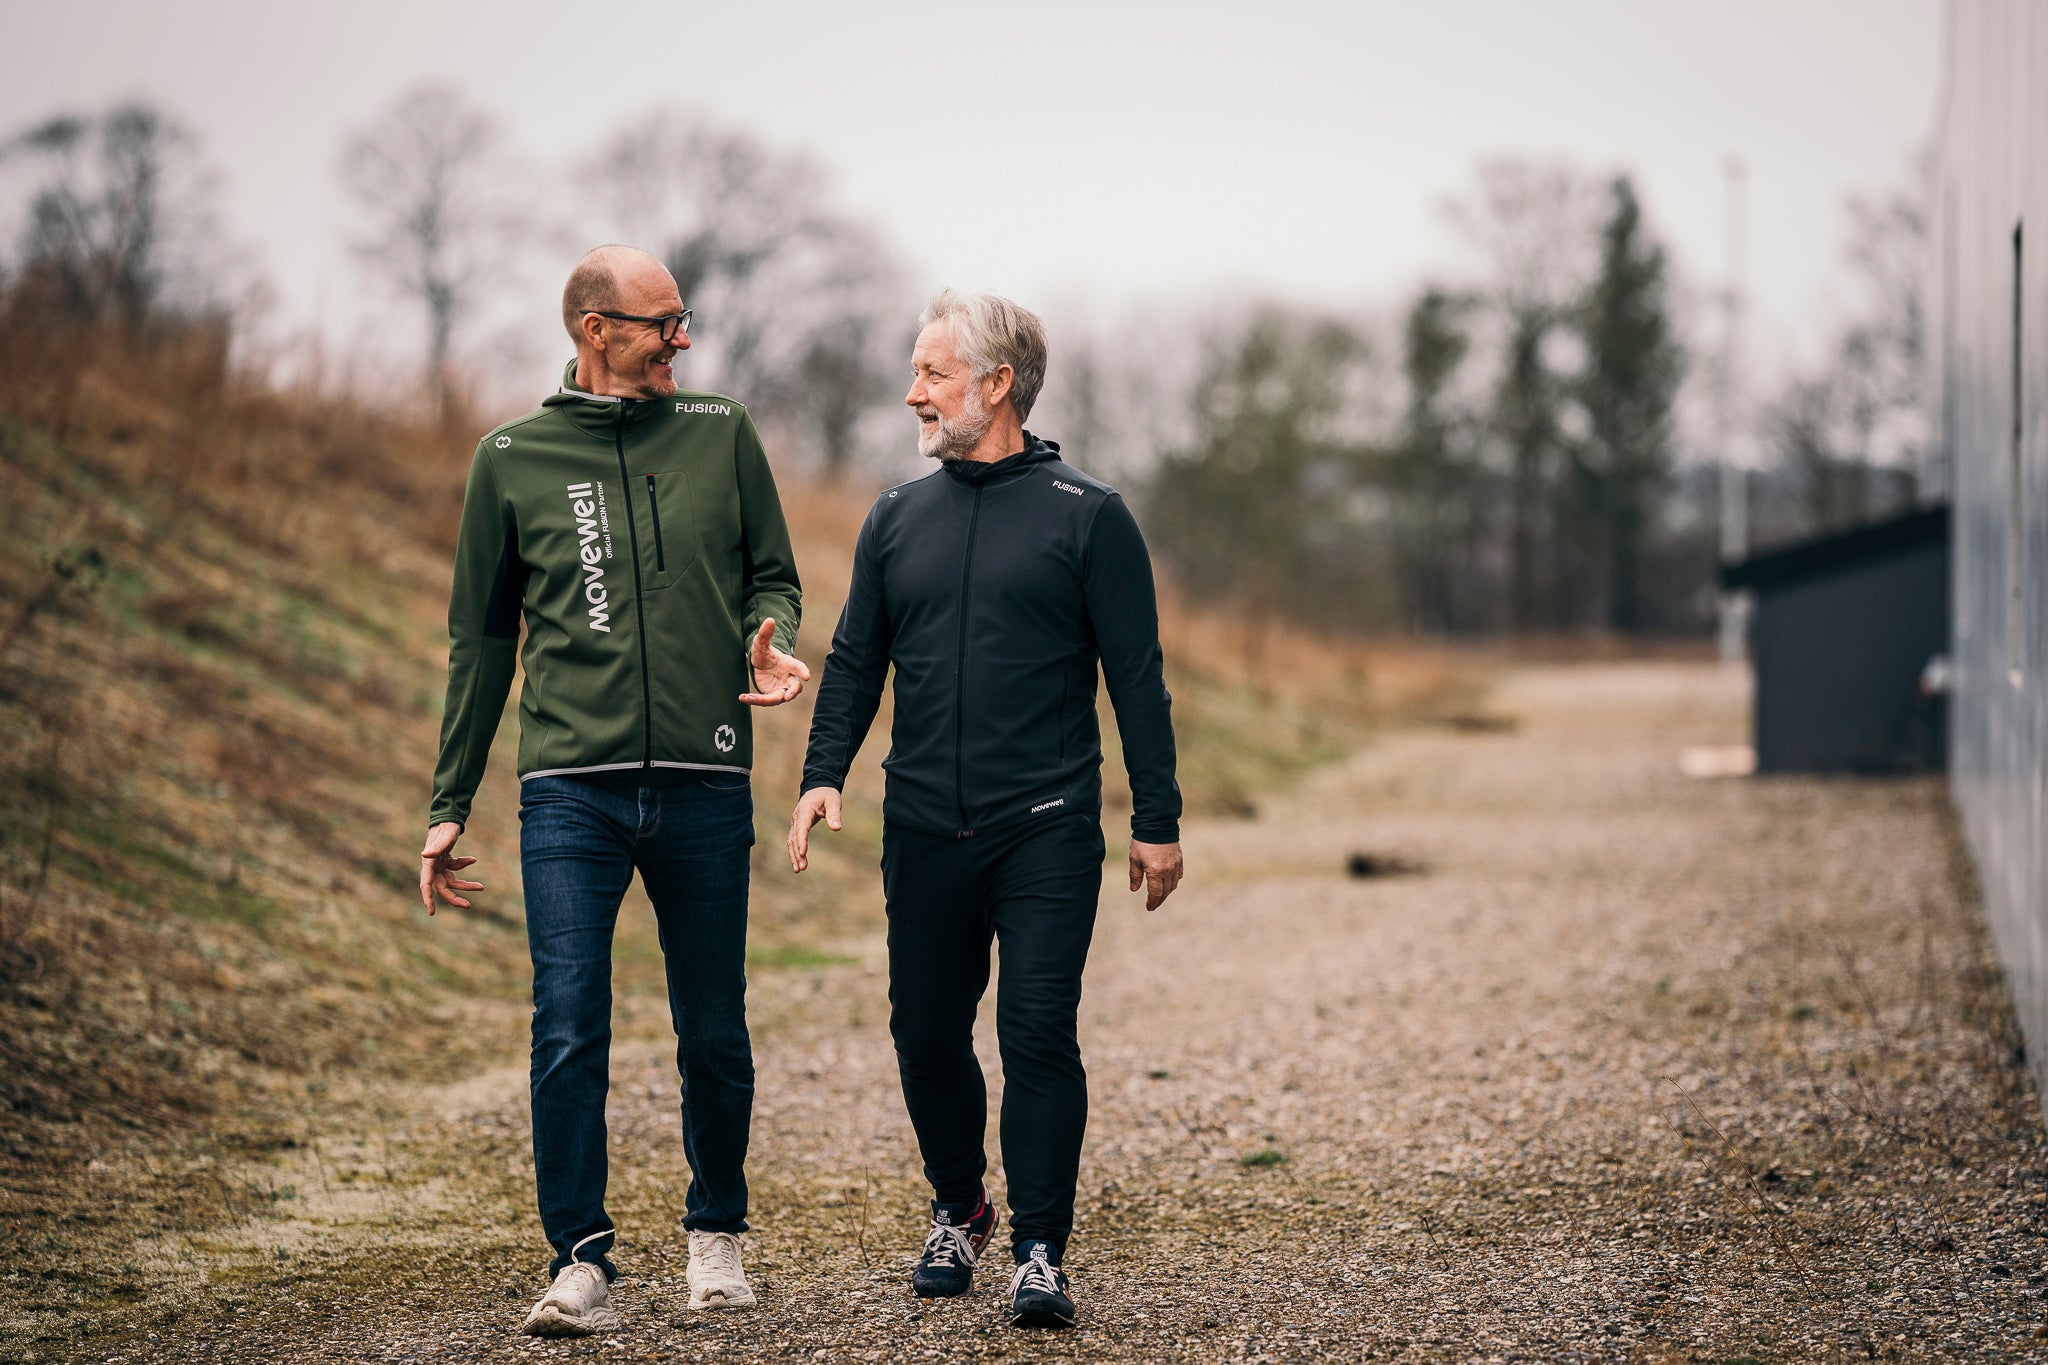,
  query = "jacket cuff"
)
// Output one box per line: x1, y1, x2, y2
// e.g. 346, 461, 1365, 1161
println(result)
1131, 820, 1179, 844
